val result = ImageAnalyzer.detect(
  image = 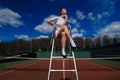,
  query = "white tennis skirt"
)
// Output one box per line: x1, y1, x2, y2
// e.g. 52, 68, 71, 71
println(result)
55, 28, 60, 38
